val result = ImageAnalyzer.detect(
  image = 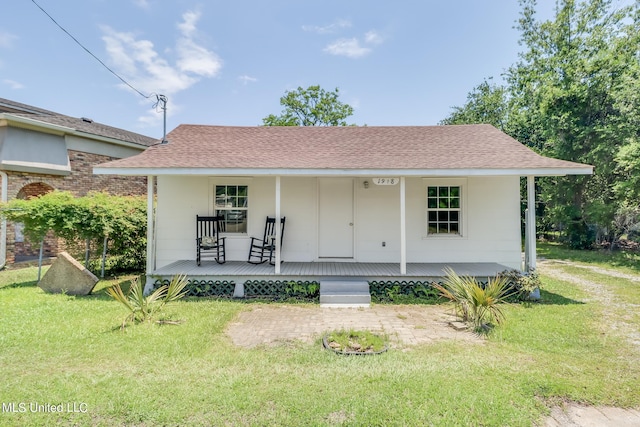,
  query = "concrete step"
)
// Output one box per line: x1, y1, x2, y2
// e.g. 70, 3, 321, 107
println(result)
320, 280, 371, 308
